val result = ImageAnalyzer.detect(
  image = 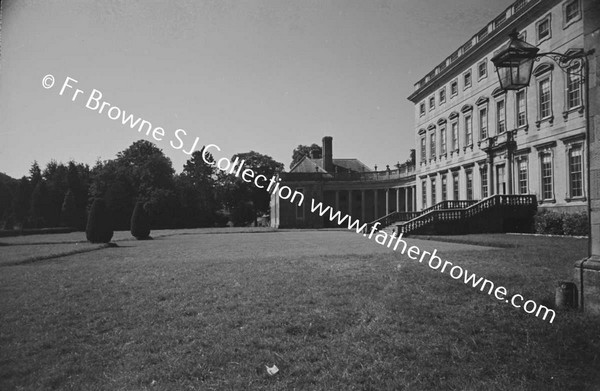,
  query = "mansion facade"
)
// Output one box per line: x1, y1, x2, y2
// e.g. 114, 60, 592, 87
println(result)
271, 0, 596, 229
410, 0, 590, 213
